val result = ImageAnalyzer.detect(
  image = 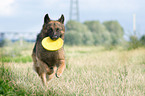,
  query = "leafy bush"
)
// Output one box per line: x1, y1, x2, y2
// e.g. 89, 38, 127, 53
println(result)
140, 35, 145, 46
128, 35, 141, 49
